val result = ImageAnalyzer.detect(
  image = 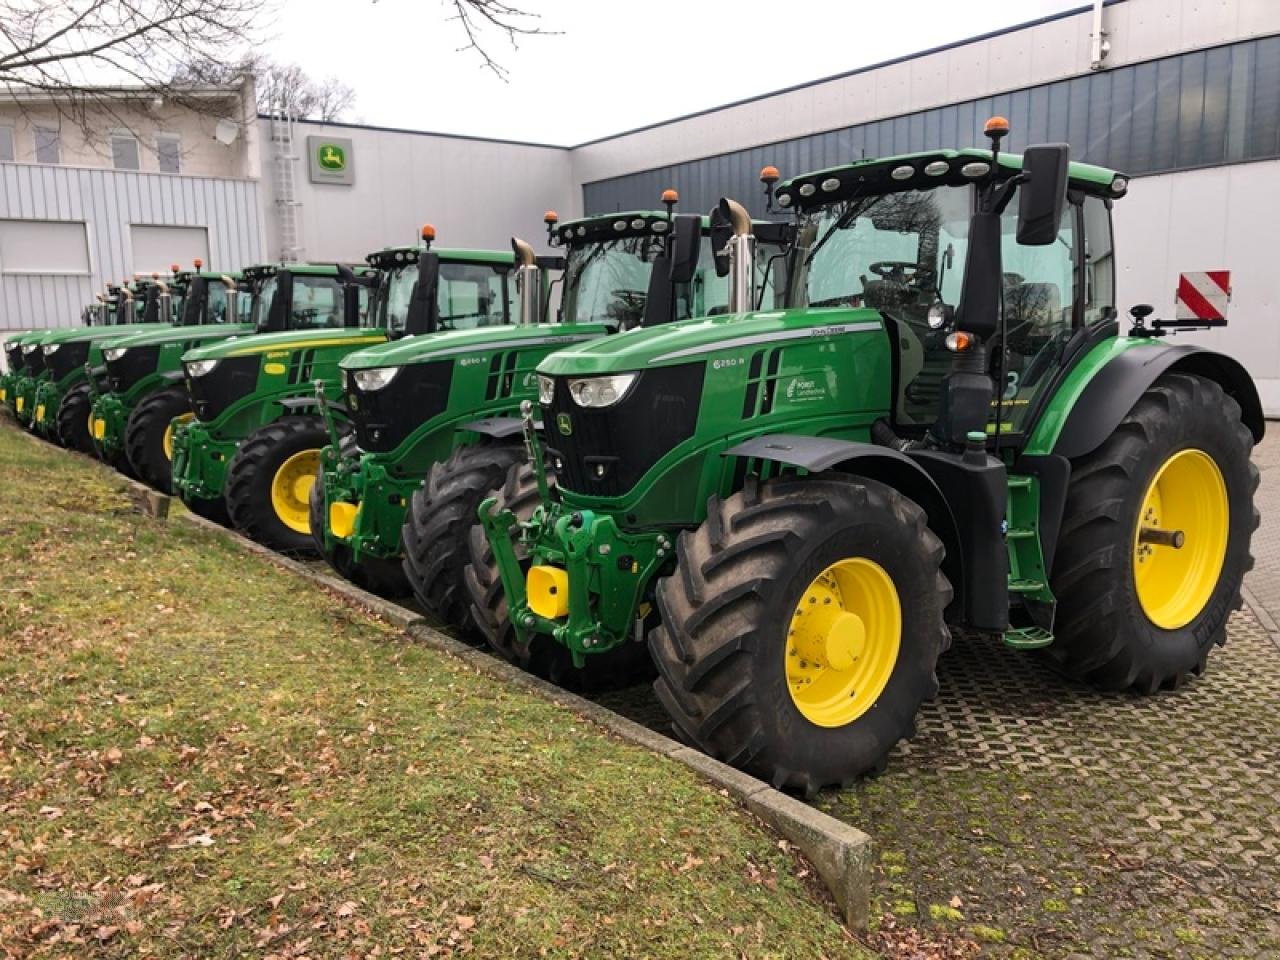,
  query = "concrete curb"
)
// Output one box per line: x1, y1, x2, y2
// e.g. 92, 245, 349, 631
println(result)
174, 508, 874, 929
1240, 583, 1280, 650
